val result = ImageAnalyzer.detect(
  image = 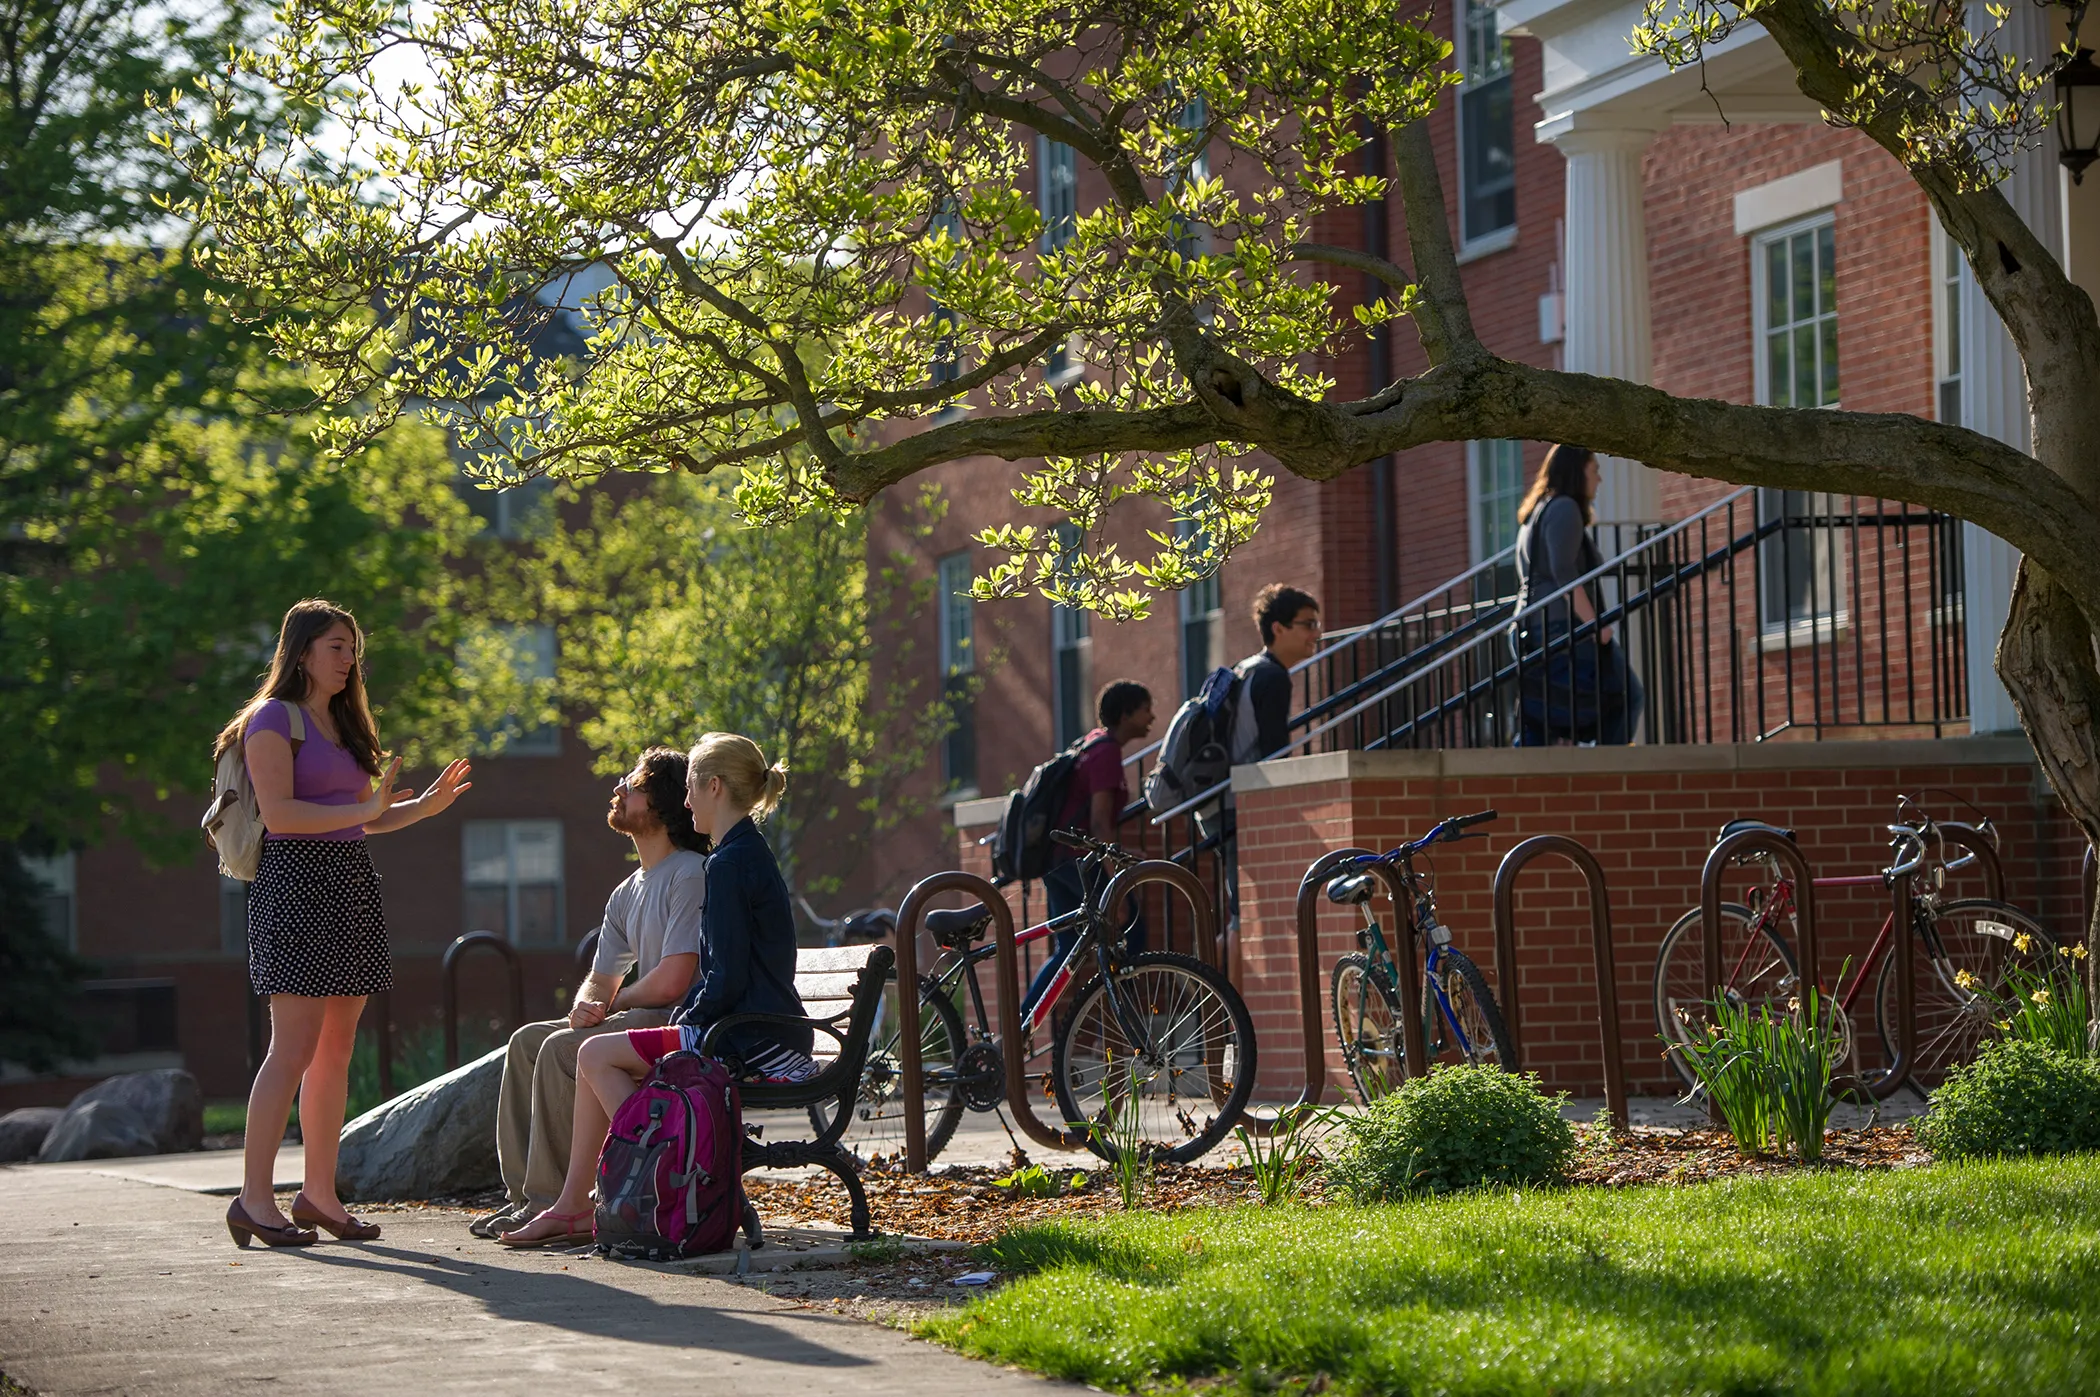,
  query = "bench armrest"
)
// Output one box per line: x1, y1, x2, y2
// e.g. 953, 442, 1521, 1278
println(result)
698, 1012, 847, 1061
